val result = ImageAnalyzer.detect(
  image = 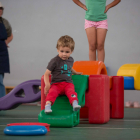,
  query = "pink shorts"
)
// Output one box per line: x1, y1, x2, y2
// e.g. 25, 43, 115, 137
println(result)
85, 19, 108, 30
